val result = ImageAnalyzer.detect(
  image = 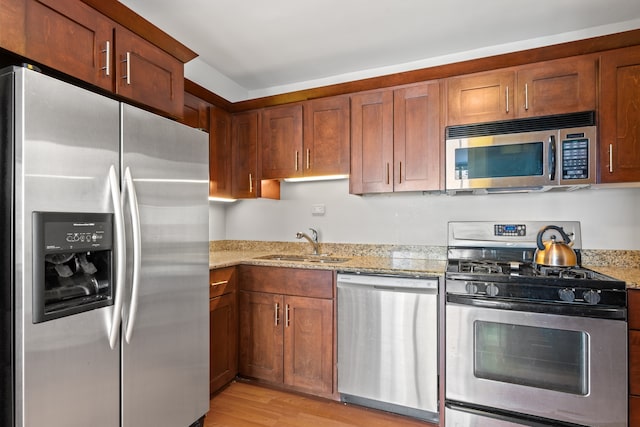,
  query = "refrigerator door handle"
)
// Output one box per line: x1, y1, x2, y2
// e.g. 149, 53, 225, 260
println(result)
123, 167, 142, 343
108, 165, 126, 349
